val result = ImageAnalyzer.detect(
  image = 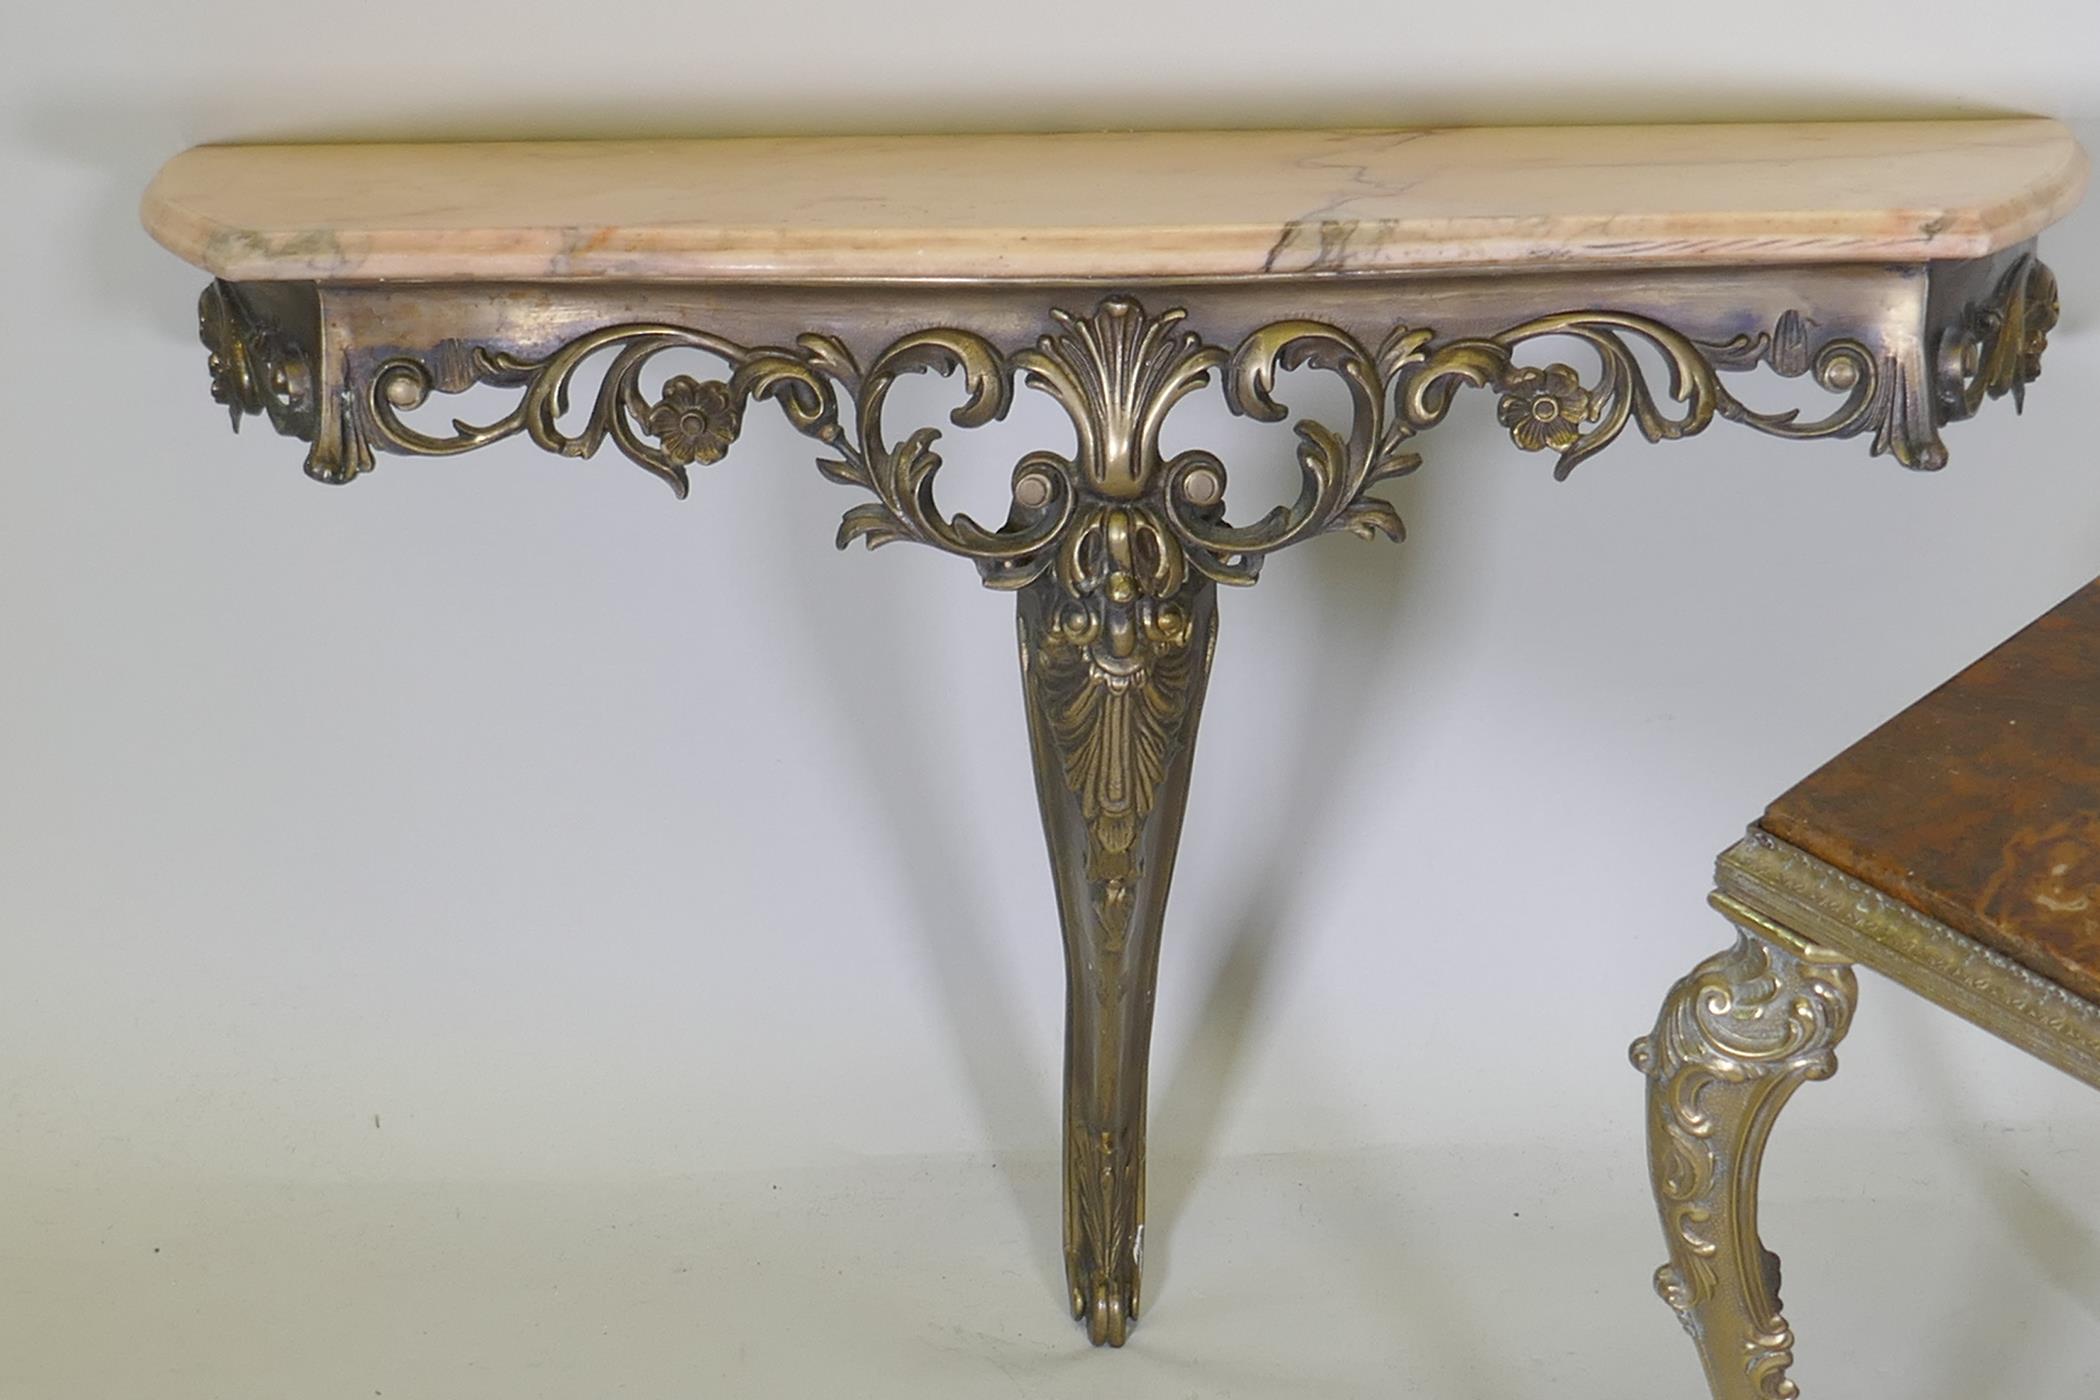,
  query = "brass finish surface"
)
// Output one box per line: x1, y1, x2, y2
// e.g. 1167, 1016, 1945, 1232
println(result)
198, 252, 2054, 497
1640, 831, 2100, 1397
1633, 901, 1855, 1400
1720, 828, 2100, 1089
189, 243, 2058, 1345
1936, 254, 2059, 422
